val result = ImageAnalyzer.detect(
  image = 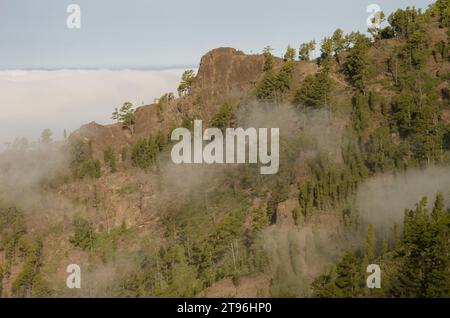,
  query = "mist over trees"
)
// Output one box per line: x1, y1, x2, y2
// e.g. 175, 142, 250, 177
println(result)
0, 0, 449, 298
